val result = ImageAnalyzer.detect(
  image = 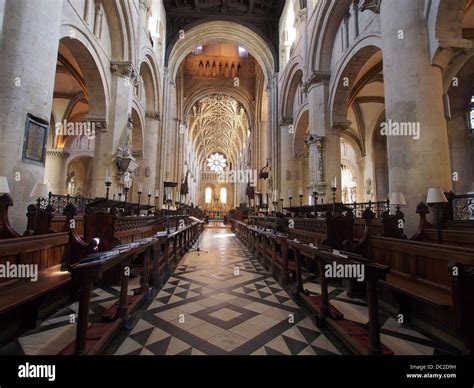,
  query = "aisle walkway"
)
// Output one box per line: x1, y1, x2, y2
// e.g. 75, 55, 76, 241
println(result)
112, 227, 337, 355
